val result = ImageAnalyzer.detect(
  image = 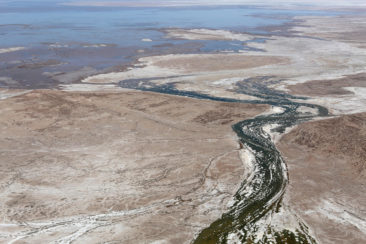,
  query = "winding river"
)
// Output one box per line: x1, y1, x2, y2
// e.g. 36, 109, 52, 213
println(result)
119, 76, 329, 244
